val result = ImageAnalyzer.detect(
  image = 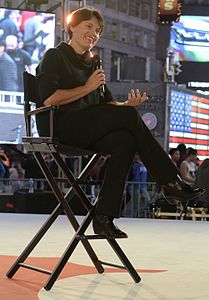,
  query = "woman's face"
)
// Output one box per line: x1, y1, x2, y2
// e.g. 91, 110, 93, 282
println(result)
70, 16, 101, 53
